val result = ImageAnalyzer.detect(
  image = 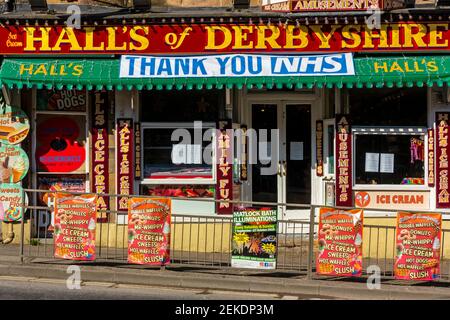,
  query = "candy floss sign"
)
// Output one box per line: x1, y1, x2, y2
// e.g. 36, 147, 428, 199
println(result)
395, 212, 442, 281
54, 193, 97, 261
0, 184, 24, 222
128, 197, 171, 265
317, 208, 363, 277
